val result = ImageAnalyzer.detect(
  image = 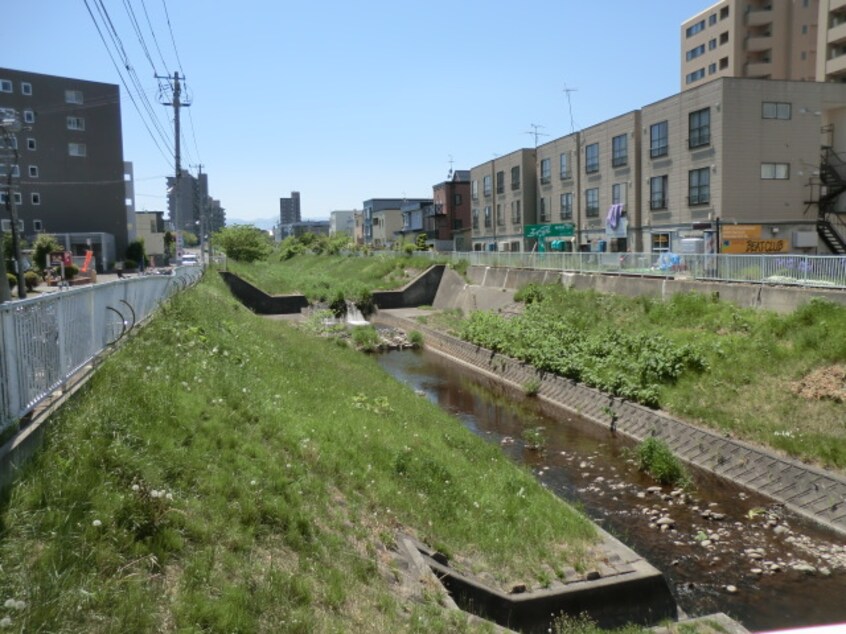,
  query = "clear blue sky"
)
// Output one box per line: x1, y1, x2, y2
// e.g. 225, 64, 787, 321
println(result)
6, 0, 710, 226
